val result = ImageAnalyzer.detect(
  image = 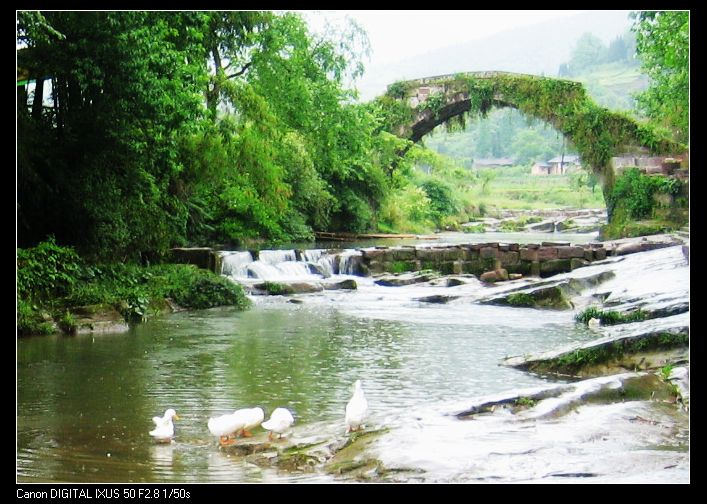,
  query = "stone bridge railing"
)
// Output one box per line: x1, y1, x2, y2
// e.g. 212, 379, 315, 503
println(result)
360, 241, 606, 279
358, 237, 682, 280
